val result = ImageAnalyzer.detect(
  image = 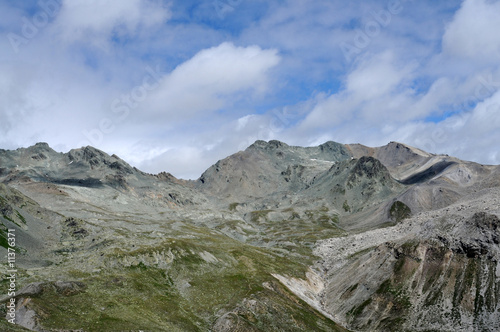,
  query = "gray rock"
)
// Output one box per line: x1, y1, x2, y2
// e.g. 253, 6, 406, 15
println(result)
0, 140, 498, 331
